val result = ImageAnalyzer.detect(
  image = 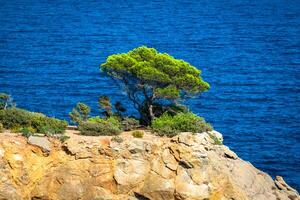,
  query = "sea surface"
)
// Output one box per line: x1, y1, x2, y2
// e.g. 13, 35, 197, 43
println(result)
0, 0, 299, 190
